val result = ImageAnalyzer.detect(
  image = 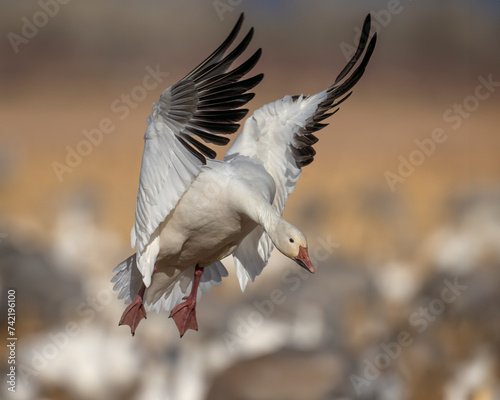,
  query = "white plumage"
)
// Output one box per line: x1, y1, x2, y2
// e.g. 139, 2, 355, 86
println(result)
112, 13, 376, 336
